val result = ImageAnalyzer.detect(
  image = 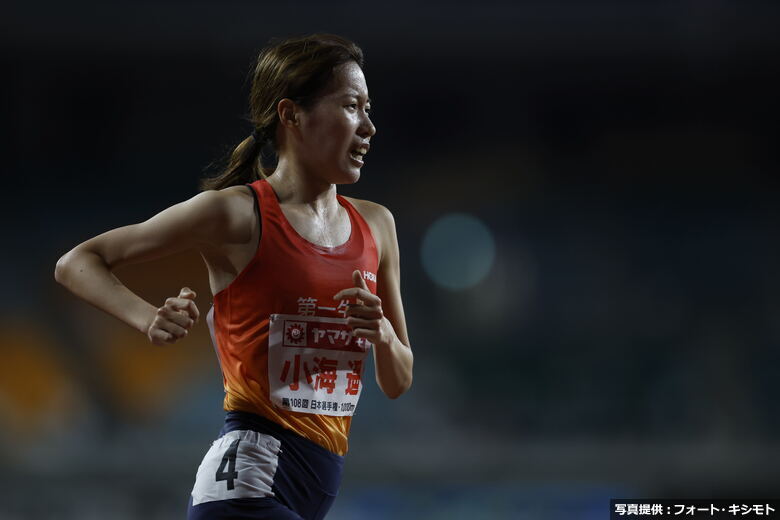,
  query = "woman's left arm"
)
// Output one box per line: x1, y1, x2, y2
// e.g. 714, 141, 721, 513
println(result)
335, 204, 413, 399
